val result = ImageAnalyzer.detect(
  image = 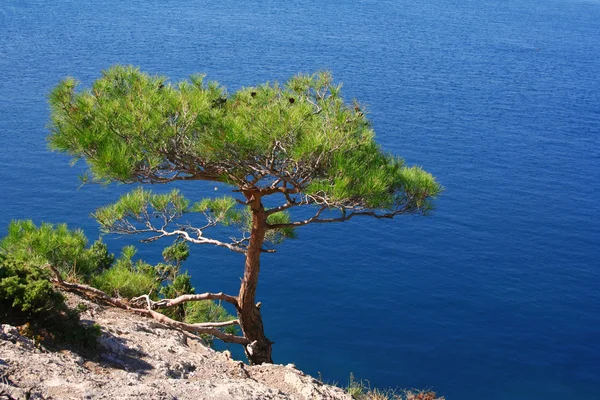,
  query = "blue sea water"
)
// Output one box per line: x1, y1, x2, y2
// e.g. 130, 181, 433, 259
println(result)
1, 0, 599, 398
